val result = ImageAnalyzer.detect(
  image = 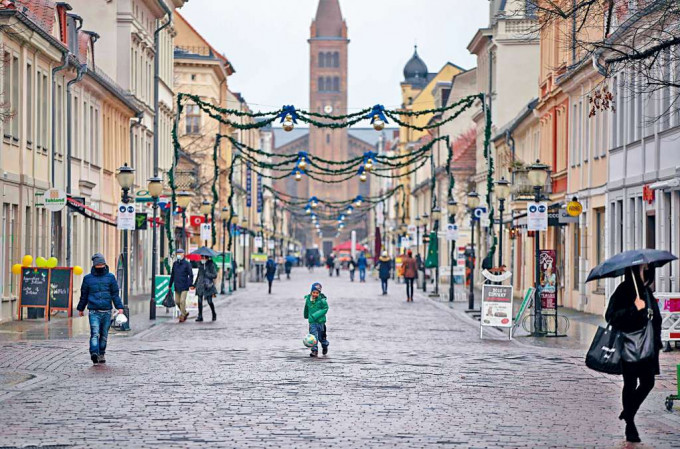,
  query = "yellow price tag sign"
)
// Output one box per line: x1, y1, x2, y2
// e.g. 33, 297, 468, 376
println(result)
566, 201, 583, 217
